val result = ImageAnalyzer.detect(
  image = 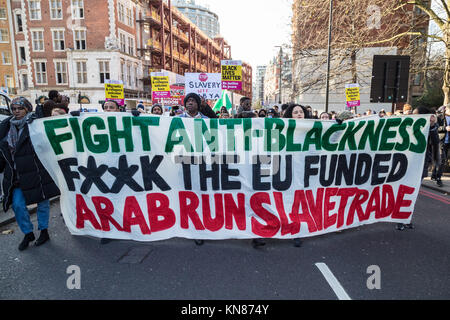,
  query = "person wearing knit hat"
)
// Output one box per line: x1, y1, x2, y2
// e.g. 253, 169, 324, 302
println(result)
179, 93, 208, 119
0, 96, 60, 251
